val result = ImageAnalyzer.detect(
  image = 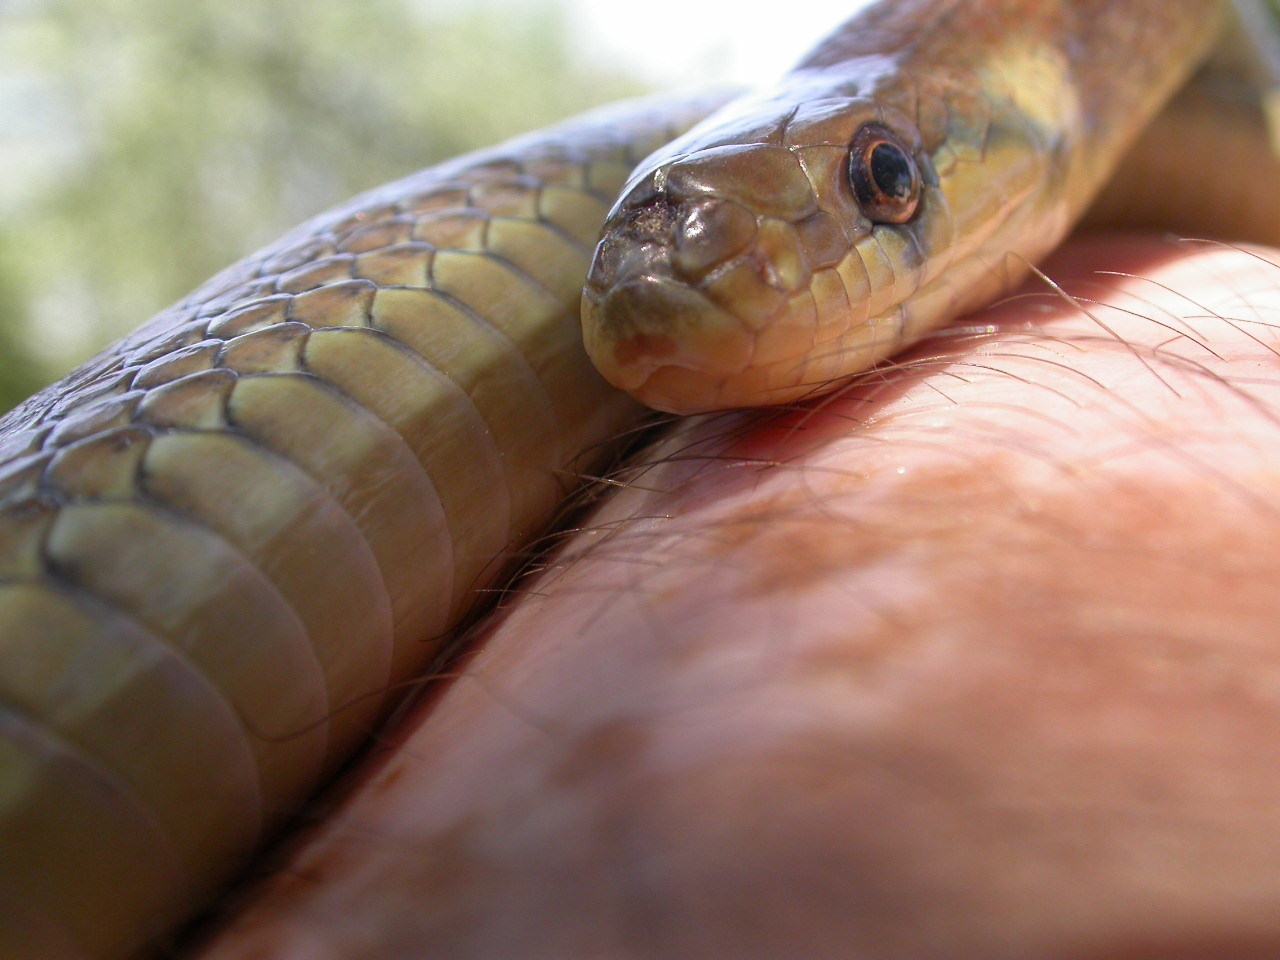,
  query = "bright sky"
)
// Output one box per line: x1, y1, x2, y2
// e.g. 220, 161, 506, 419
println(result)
553, 0, 870, 88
